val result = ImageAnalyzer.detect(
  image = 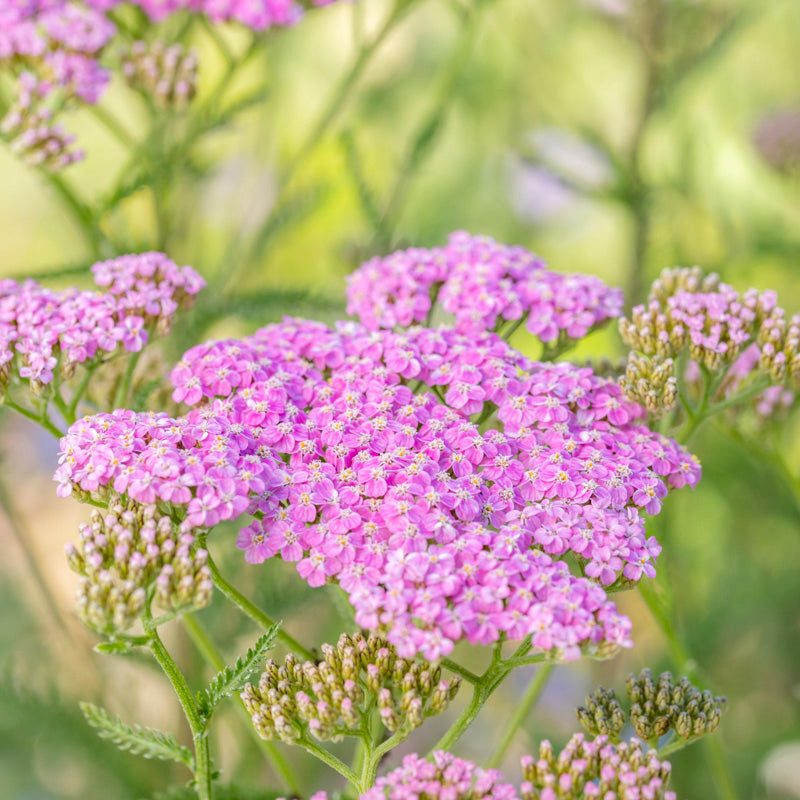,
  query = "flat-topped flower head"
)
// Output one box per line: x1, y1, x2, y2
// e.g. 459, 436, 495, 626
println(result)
163, 317, 699, 661
54, 395, 286, 525
346, 231, 623, 347
0, 252, 203, 396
